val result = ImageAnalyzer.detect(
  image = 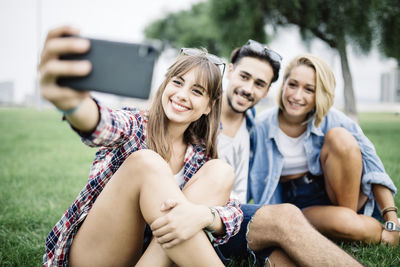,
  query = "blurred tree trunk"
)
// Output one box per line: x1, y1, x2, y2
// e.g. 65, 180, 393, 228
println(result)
337, 39, 358, 122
